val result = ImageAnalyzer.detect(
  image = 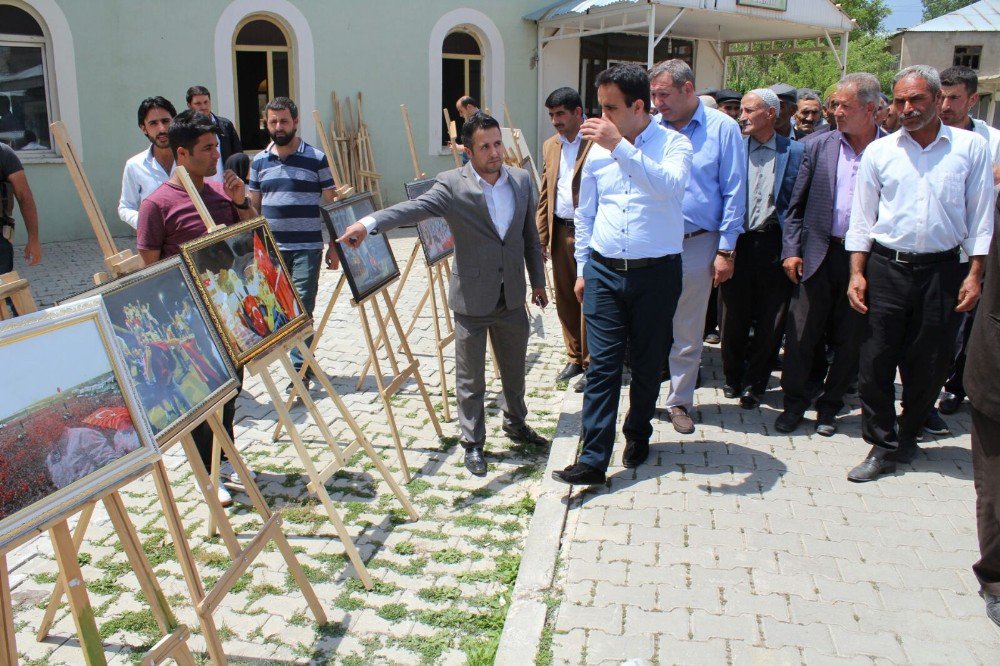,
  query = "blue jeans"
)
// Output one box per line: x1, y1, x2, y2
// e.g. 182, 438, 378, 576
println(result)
280, 248, 322, 373
578, 255, 682, 472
